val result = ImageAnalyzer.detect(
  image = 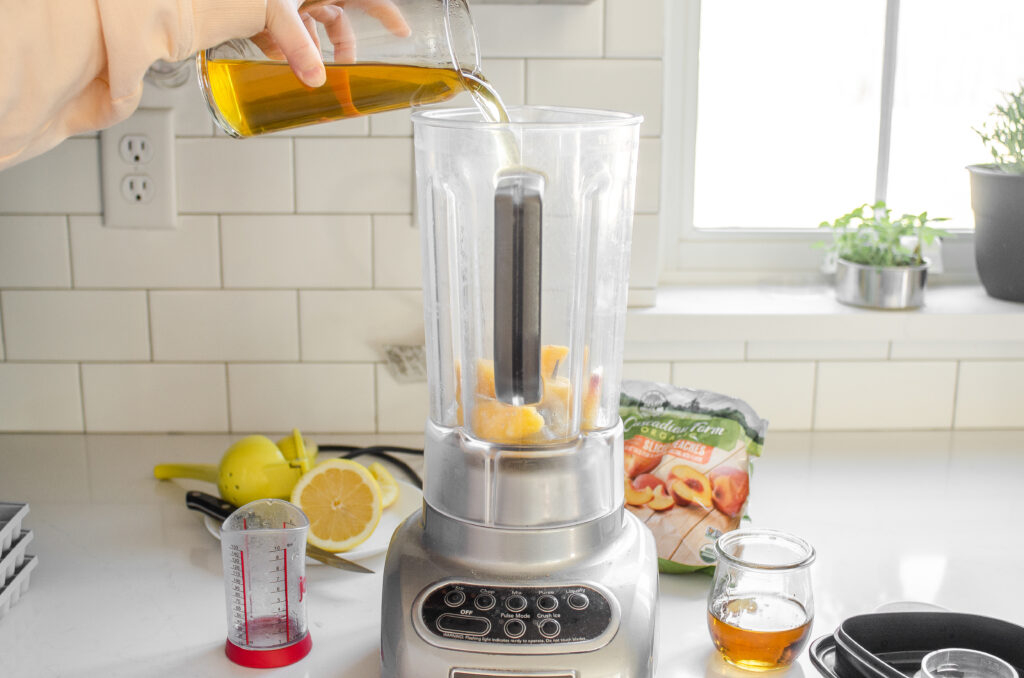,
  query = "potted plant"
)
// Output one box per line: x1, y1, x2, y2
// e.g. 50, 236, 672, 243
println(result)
969, 82, 1024, 302
818, 201, 949, 309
